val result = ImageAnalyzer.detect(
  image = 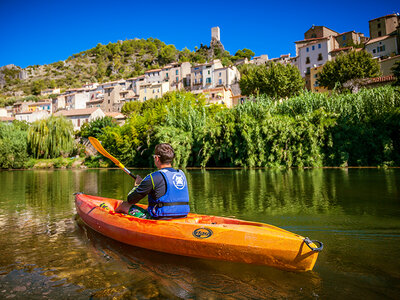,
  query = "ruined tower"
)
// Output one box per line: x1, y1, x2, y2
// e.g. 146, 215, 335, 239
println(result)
210, 26, 225, 55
